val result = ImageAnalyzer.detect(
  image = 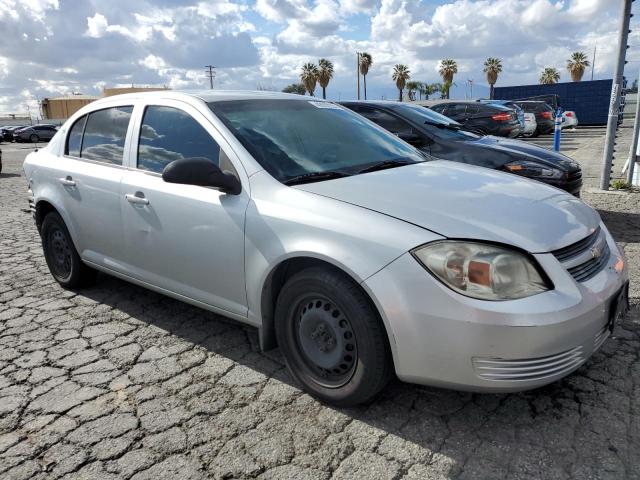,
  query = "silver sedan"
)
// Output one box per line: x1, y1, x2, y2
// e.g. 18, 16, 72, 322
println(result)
23, 91, 629, 405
